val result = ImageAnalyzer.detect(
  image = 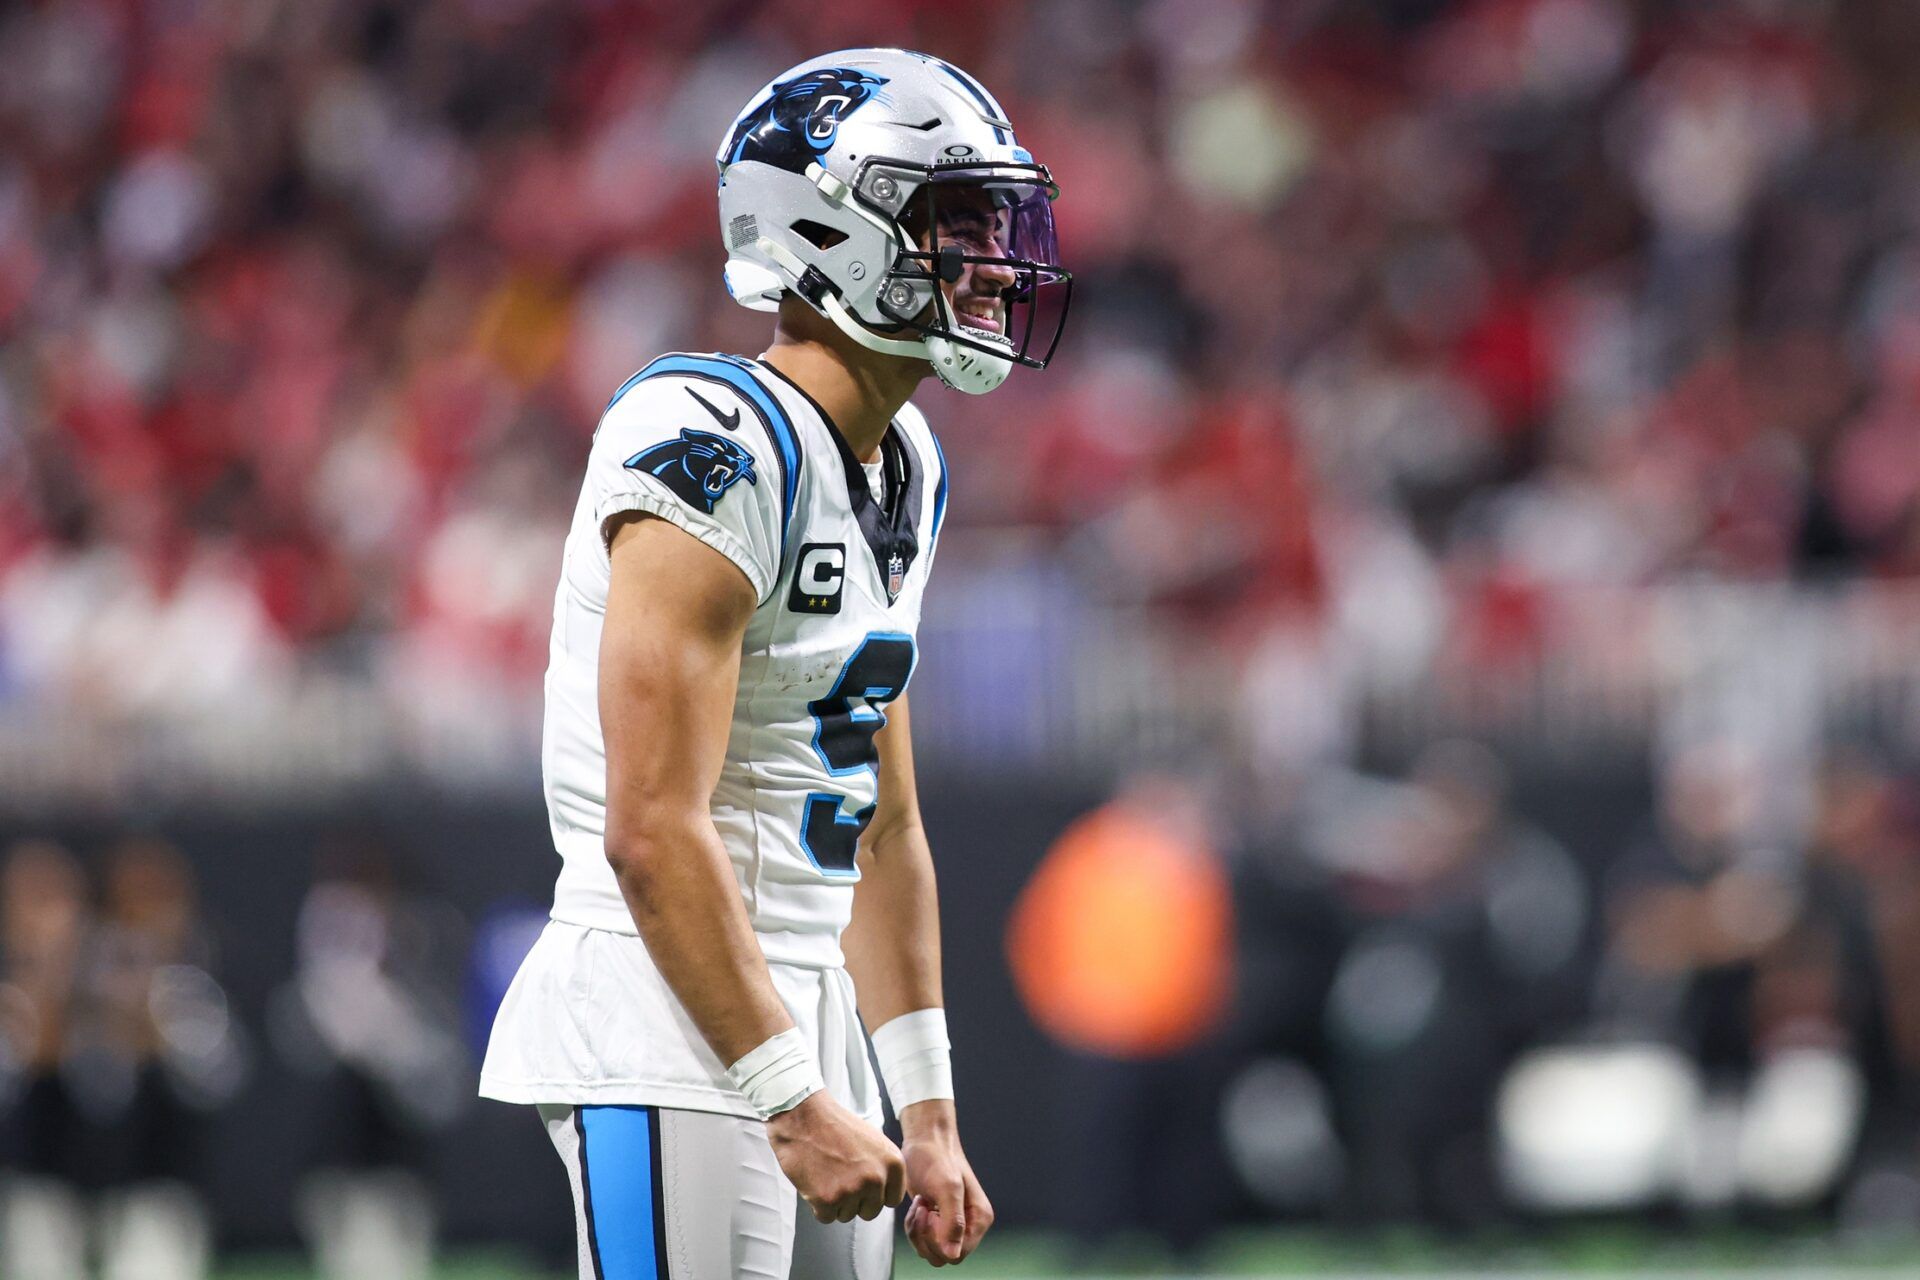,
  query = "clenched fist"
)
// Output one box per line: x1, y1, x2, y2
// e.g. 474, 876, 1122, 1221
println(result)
899, 1099, 993, 1266
767, 1091, 907, 1223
